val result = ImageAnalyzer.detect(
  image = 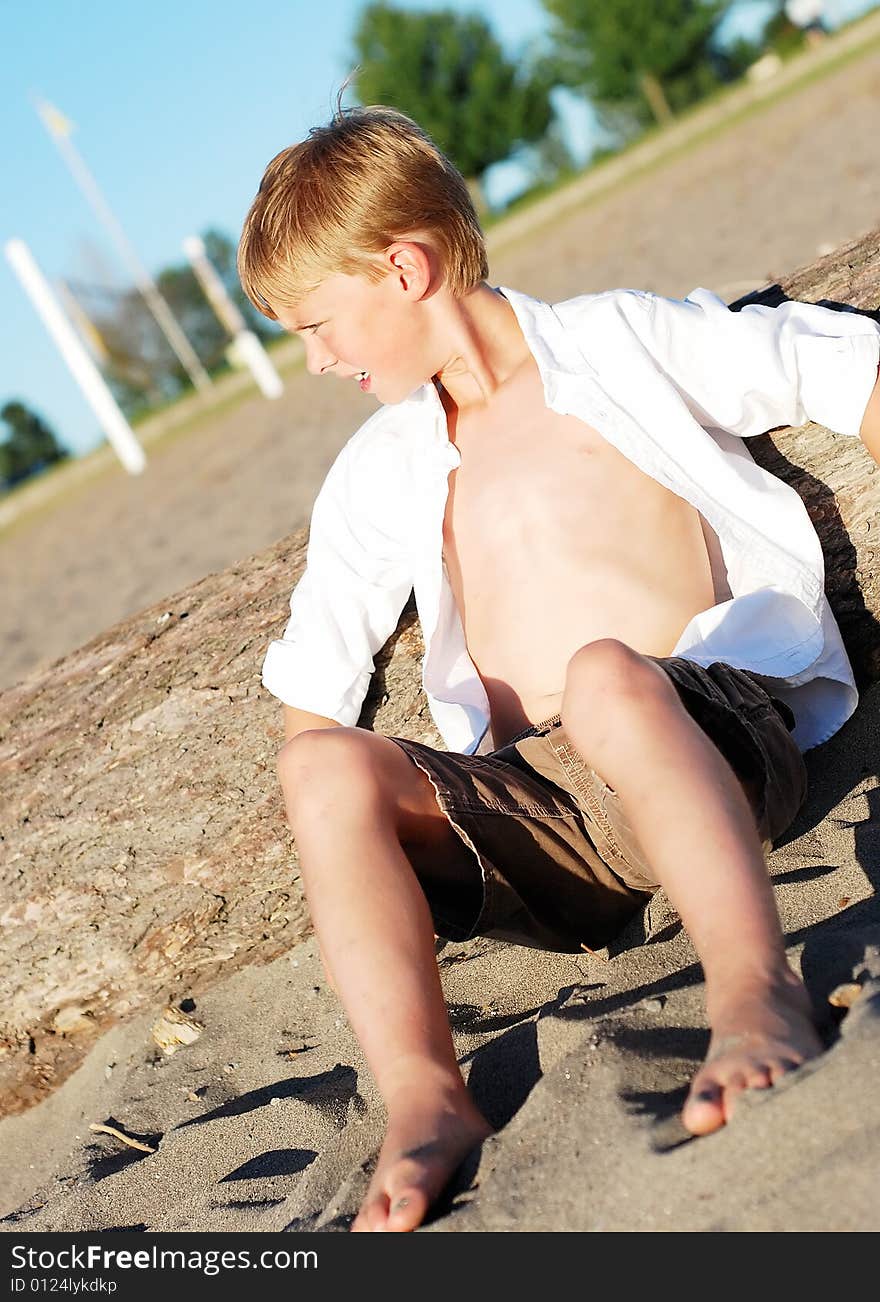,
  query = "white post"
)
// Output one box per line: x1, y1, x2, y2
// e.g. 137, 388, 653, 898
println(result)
229, 330, 285, 399
5, 238, 146, 475
183, 235, 283, 399
34, 98, 213, 394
